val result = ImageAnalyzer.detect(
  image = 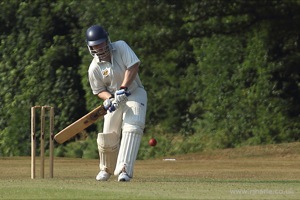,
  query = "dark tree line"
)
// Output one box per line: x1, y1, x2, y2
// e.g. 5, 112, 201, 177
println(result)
0, 0, 299, 156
